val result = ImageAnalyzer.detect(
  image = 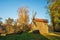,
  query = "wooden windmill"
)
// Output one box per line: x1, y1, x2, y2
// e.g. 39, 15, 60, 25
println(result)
30, 11, 48, 34
30, 11, 38, 32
